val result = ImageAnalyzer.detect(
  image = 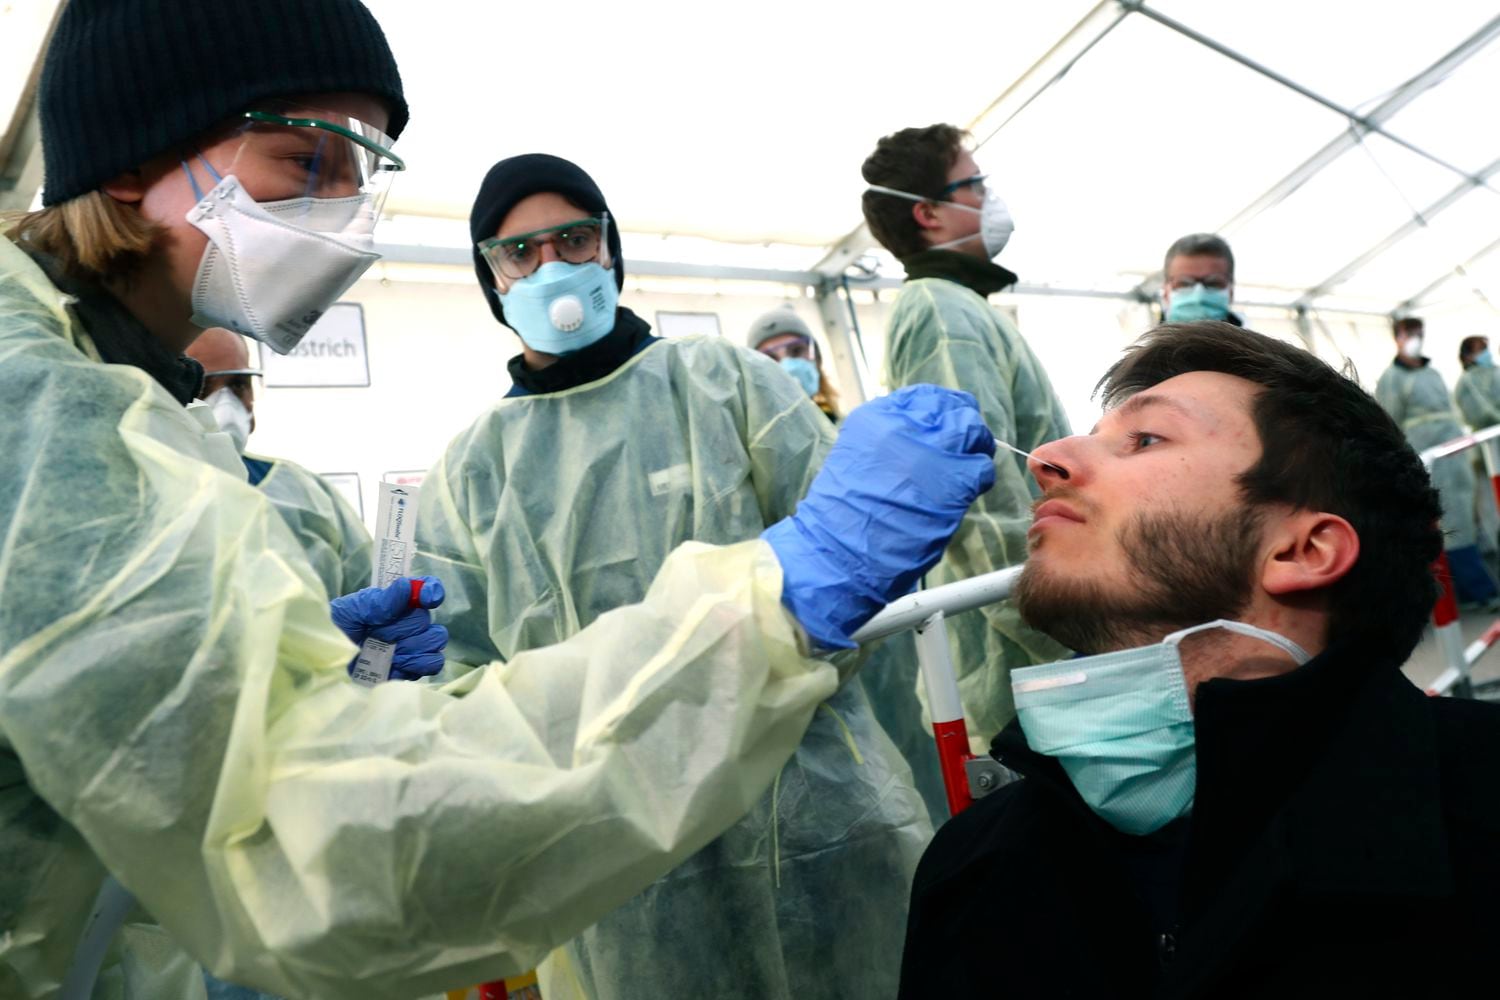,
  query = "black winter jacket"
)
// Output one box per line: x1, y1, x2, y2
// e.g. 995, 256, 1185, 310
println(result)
899, 643, 1500, 998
